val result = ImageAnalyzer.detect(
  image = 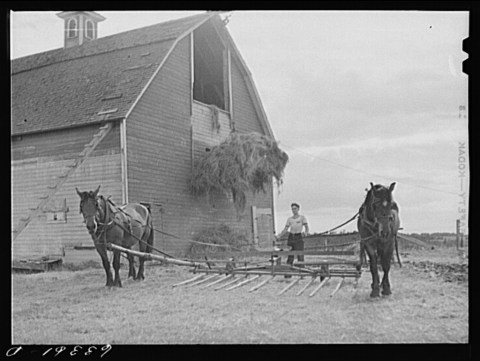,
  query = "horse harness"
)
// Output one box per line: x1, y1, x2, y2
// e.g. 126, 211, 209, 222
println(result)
358, 197, 394, 244
91, 196, 133, 248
